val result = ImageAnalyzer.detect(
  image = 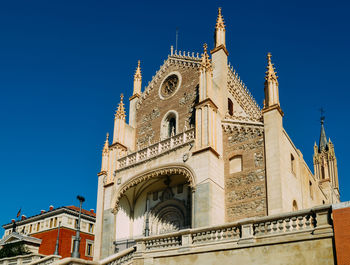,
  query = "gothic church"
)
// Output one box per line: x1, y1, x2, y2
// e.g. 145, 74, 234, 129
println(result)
94, 8, 340, 260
